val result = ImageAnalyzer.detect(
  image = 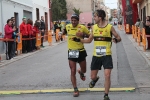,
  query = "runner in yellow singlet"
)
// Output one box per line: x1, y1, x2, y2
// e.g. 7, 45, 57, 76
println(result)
72, 10, 121, 100
63, 14, 90, 97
